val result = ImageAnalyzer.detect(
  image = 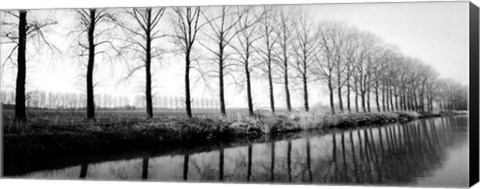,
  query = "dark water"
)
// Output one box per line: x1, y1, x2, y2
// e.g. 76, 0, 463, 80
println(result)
17, 116, 469, 187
